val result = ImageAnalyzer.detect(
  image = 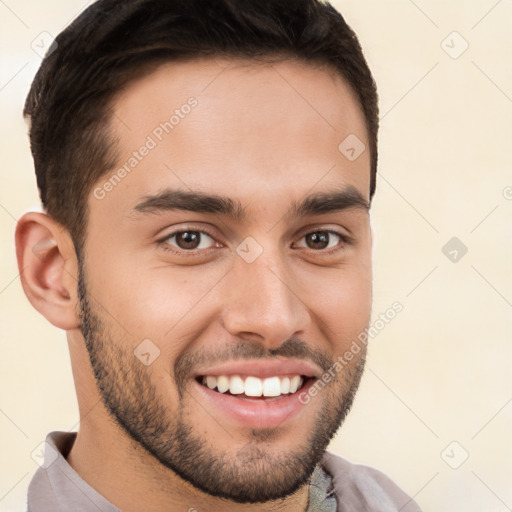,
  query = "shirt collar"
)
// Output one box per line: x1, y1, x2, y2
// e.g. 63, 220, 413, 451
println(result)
28, 431, 337, 512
